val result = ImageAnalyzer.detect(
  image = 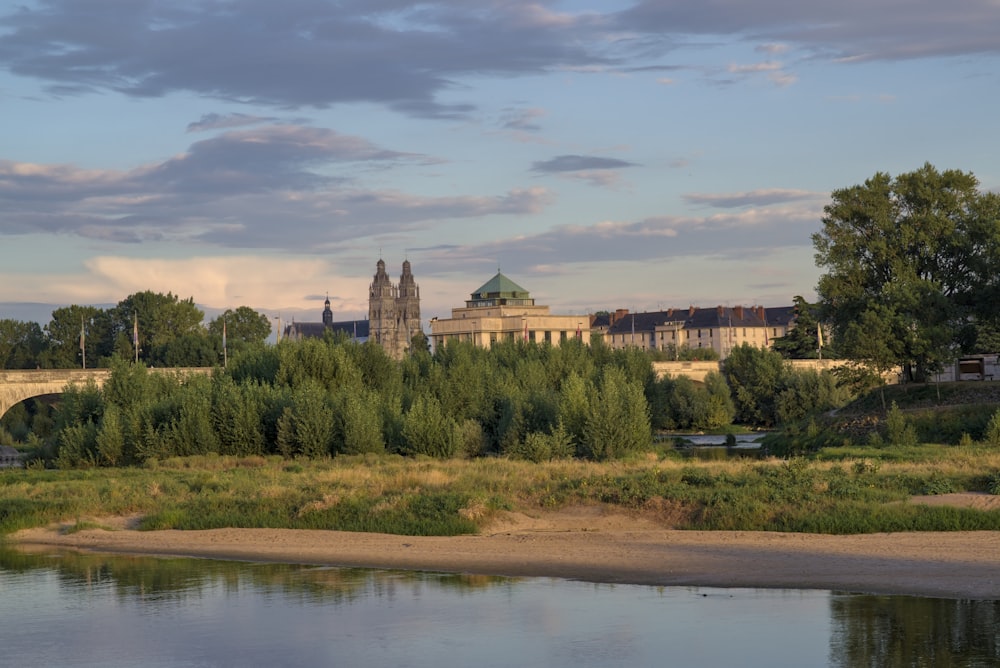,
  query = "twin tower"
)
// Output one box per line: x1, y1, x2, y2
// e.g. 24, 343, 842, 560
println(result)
325, 258, 420, 359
